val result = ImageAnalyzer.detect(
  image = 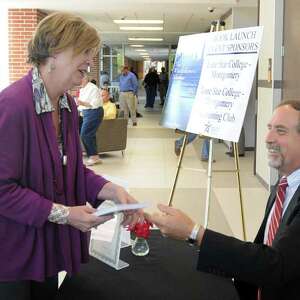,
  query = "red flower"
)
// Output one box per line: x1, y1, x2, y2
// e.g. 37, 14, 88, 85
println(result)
130, 220, 152, 239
